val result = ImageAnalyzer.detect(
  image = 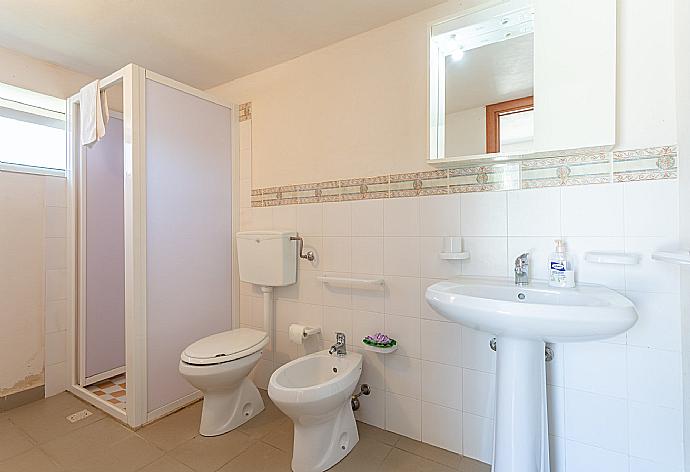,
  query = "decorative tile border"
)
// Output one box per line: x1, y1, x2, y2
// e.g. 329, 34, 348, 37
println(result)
239, 102, 252, 122
250, 145, 677, 206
